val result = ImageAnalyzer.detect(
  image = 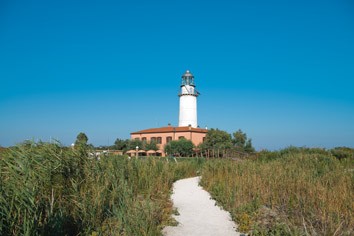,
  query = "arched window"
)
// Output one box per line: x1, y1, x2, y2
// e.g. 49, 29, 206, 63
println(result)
157, 137, 162, 144
142, 137, 147, 142
178, 136, 185, 140
166, 136, 172, 143
151, 137, 156, 142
